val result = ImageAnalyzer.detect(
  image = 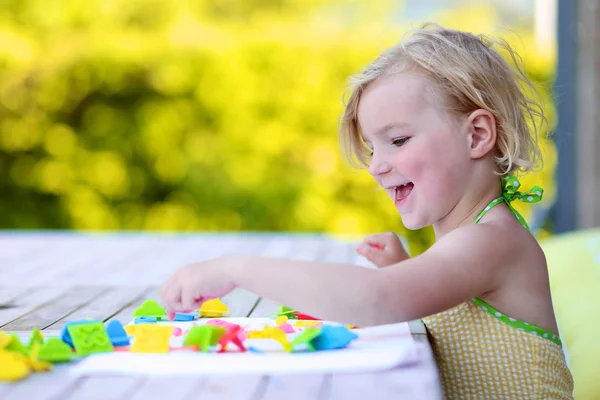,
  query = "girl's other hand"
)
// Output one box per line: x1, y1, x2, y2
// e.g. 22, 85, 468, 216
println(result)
356, 232, 410, 267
